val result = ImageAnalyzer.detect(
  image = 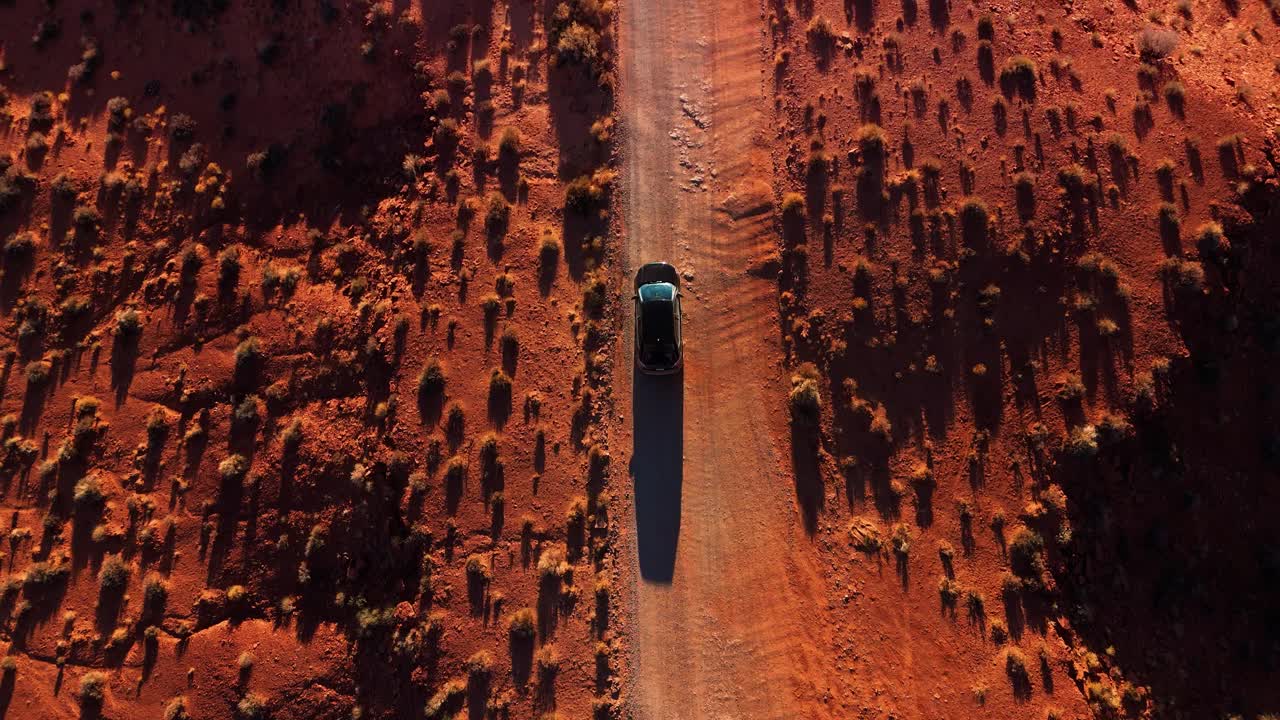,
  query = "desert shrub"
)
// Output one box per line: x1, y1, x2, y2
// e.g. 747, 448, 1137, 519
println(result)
164, 697, 191, 720
425, 678, 466, 718
445, 402, 465, 439
3, 232, 34, 265
418, 359, 445, 399
236, 693, 267, 719
977, 14, 995, 40
1013, 172, 1036, 219
1138, 25, 1179, 61
806, 15, 836, 56
966, 590, 985, 620
73, 475, 106, 510
1055, 373, 1085, 401
169, 114, 198, 144
788, 363, 822, 423
260, 263, 301, 297
1006, 647, 1031, 686
977, 41, 994, 81
857, 124, 887, 170
1008, 528, 1045, 581
234, 337, 263, 387
508, 608, 536, 641
24, 360, 50, 389
1157, 198, 1172, 235
500, 326, 519, 357
219, 453, 249, 481
237, 651, 256, 679
1057, 164, 1093, 198
145, 409, 169, 448
489, 368, 512, 400
218, 247, 241, 293
1195, 221, 1228, 261
465, 554, 491, 584
1154, 160, 1177, 196
80, 671, 108, 705
535, 643, 559, 682
565, 177, 599, 215
143, 574, 168, 615
466, 650, 494, 679
50, 173, 77, 202
233, 396, 260, 427
1162, 81, 1186, 115
999, 56, 1038, 99
472, 59, 493, 86
780, 192, 805, 220
551, 20, 601, 69
484, 191, 509, 238
498, 127, 520, 160
115, 309, 142, 338
434, 119, 460, 149
226, 584, 249, 610
24, 562, 67, 595
280, 417, 303, 451
538, 546, 569, 579
959, 197, 990, 249
1105, 132, 1129, 156
938, 577, 960, 607
539, 230, 562, 270
99, 555, 129, 592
